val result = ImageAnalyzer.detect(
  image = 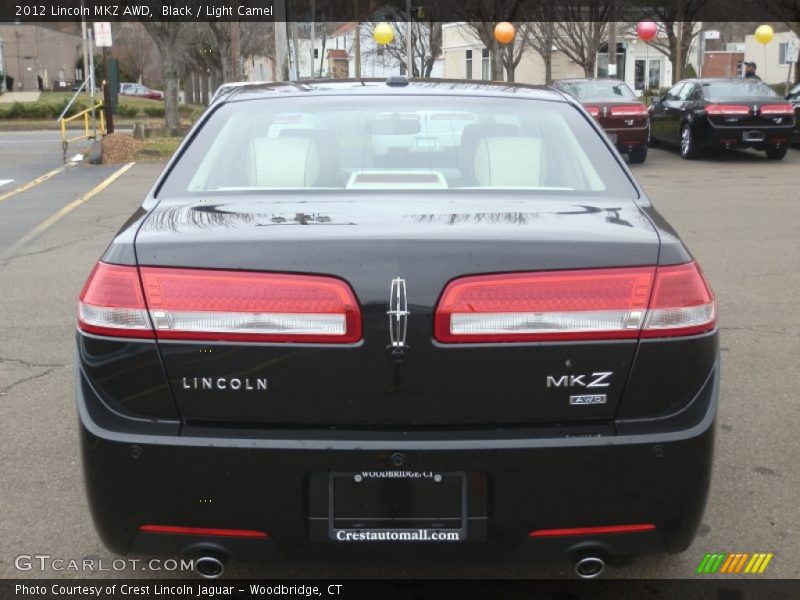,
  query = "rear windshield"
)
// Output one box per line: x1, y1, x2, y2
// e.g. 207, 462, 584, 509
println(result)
558, 80, 638, 101
159, 94, 637, 198
701, 81, 778, 99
